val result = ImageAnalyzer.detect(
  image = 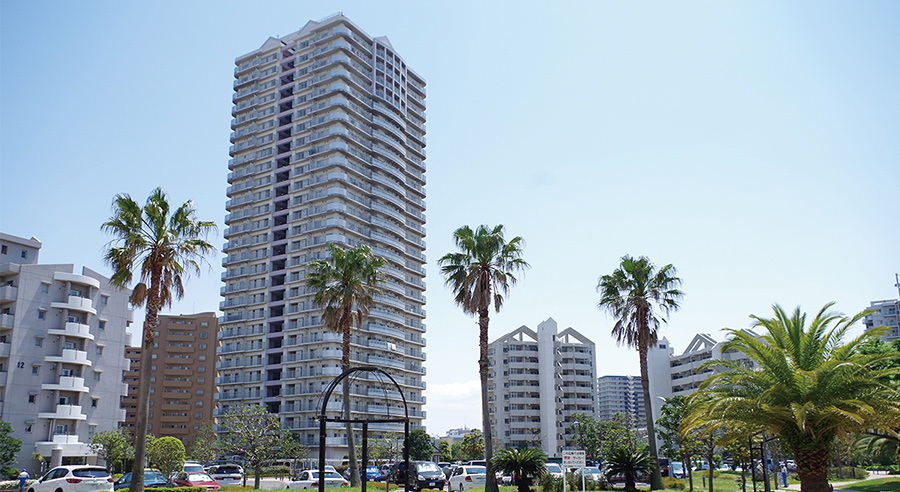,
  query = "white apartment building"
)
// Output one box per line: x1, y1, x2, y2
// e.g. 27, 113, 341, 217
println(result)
597, 375, 645, 423
219, 14, 427, 461
0, 233, 133, 470
863, 299, 900, 342
487, 318, 596, 457
647, 331, 757, 428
